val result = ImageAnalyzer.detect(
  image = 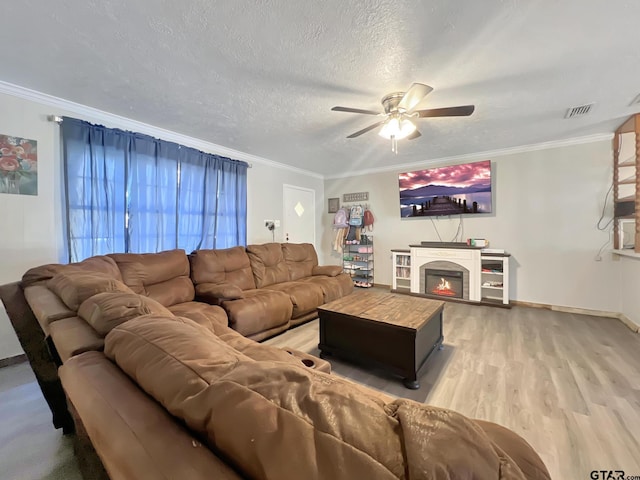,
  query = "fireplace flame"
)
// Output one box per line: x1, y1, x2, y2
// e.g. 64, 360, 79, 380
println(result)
432, 277, 457, 297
